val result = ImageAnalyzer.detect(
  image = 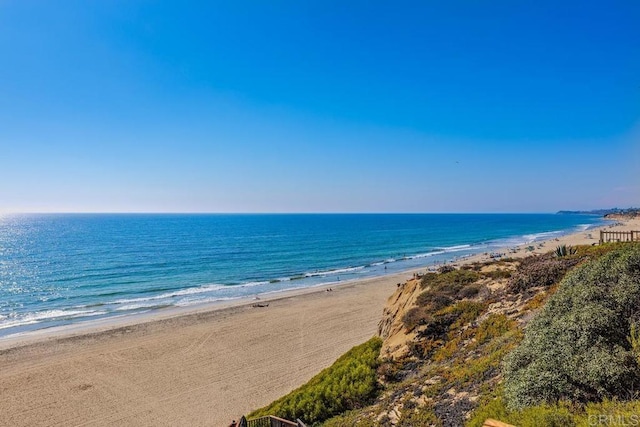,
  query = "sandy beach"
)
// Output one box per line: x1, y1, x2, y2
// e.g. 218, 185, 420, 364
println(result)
1, 217, 638, 426
0, 273, 402, 427
471, 216, 640, 262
